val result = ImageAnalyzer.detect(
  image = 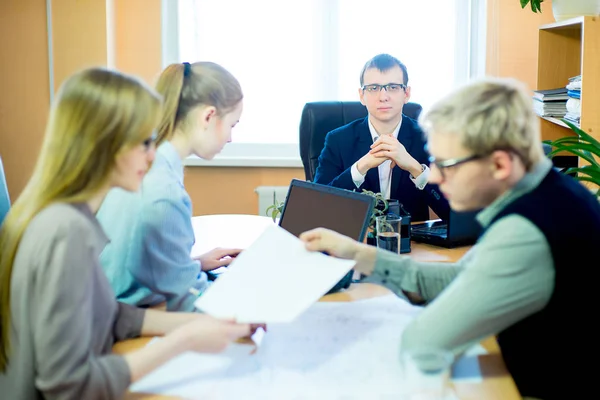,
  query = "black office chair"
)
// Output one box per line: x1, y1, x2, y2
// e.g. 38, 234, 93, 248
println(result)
299, 101, 423, 181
